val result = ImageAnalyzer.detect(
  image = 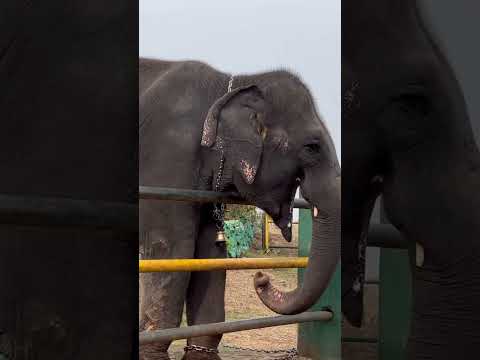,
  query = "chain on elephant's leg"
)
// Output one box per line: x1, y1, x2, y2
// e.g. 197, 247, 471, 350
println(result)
181, 344, 222, 360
